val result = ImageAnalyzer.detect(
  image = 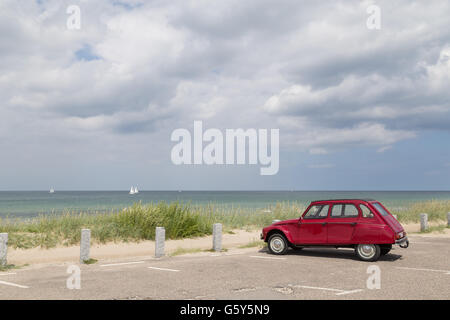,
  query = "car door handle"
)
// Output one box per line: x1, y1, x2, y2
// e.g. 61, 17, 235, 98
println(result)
321, 222, 327, 226
350, 222, 357, 226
